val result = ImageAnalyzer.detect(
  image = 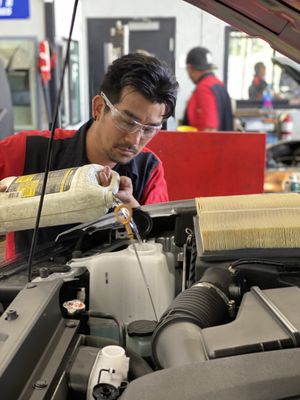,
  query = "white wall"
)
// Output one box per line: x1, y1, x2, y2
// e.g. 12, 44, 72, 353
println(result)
0, 0, 228, 127
77, 0, 228, 123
